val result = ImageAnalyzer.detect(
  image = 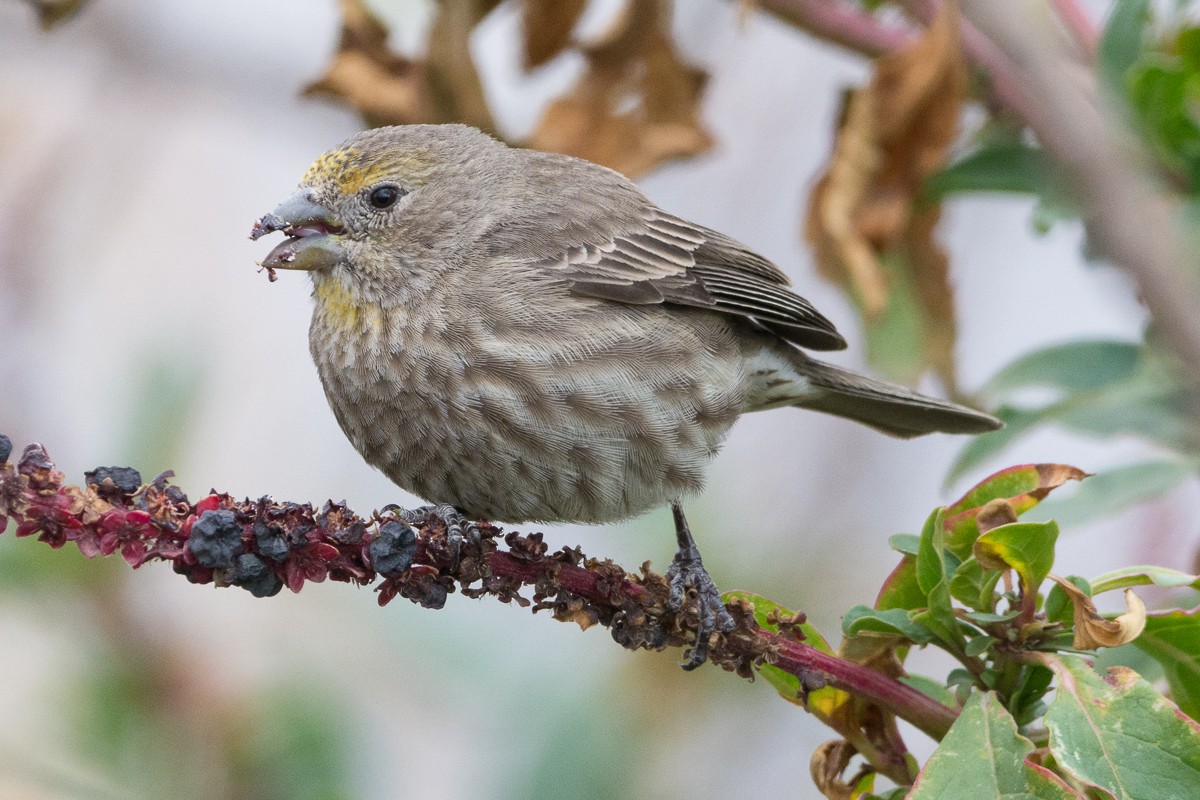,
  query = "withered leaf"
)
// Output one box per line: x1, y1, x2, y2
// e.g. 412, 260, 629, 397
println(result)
805, 2, 966, 389
810, 739, 859, 800
520, 0, 587, 69
528, 0, 712, 177
1052, 577, 1147, 649
305, 0, 498, 134
975, 497, 1019, 535
304, 0, 427, 127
